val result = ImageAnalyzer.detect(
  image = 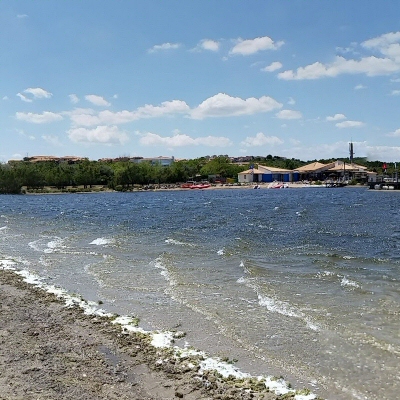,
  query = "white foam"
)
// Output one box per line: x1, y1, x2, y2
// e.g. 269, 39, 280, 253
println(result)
28, 236, 66, 253
341, 277, 361, 289
217, 248, 224, 255
258, 295, 303, 319
89, 237, 114, 246
0, 259, 17, 269
165, 238, 194, 247
151, 332, 174, 348
153, 256, 177, 286
200, 357, 250, 379
44, 237, 66, 253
